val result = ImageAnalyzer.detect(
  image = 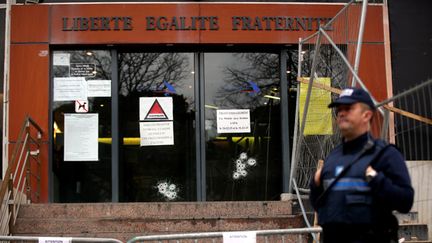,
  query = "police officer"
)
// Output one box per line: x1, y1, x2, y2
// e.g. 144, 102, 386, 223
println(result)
310, 87, 414, 243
